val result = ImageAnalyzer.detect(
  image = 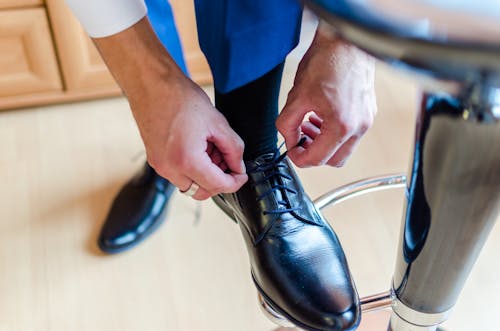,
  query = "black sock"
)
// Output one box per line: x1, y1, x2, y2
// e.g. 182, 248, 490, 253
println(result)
215, 62, 285, 160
